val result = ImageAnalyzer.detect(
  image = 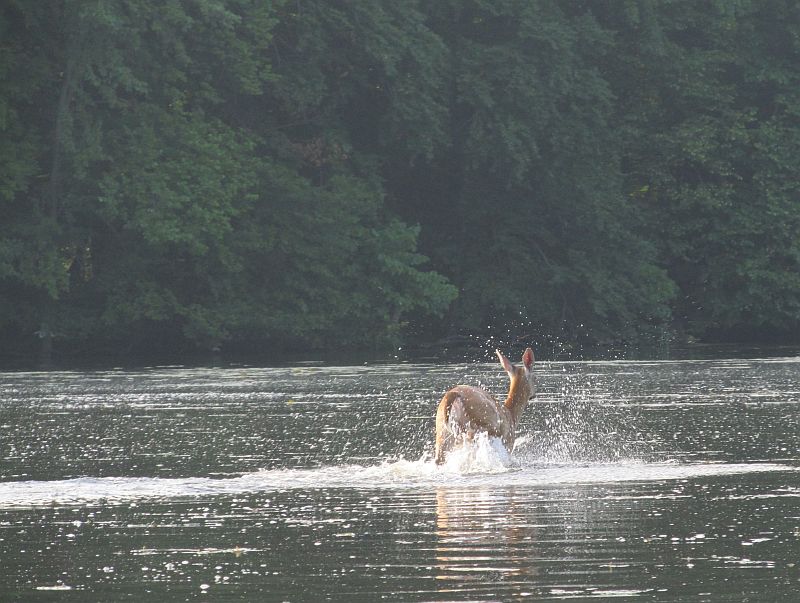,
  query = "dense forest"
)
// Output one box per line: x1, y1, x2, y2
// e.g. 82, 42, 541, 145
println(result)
2, 0, 800, 364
